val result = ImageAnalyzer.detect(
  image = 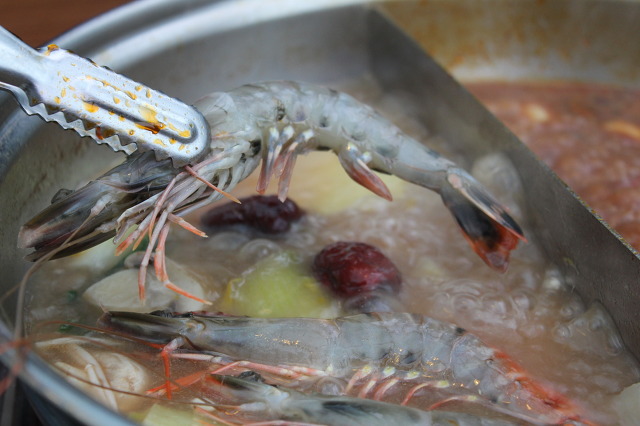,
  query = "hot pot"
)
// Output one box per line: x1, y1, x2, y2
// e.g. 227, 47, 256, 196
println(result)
1, 0, 639, 424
